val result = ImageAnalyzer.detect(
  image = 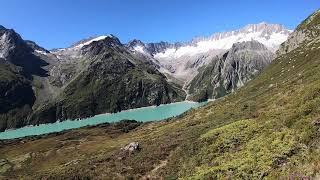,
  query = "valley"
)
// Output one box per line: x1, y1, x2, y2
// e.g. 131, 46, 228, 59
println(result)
0, 6, 319, 179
